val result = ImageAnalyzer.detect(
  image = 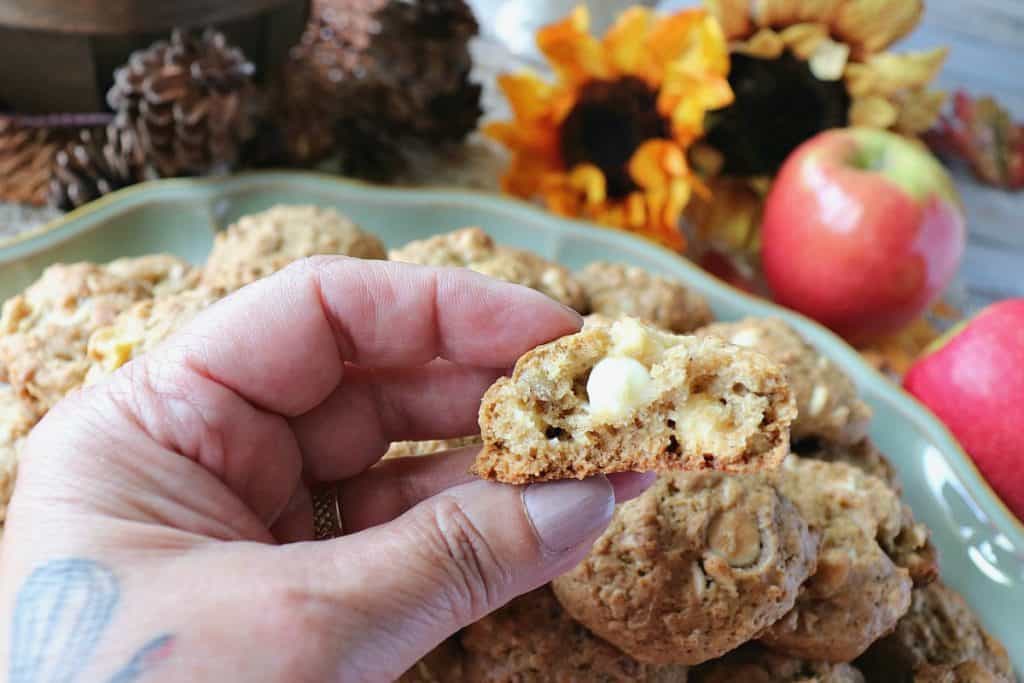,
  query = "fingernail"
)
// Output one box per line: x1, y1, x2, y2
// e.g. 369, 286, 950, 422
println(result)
523, 477, 614, 553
